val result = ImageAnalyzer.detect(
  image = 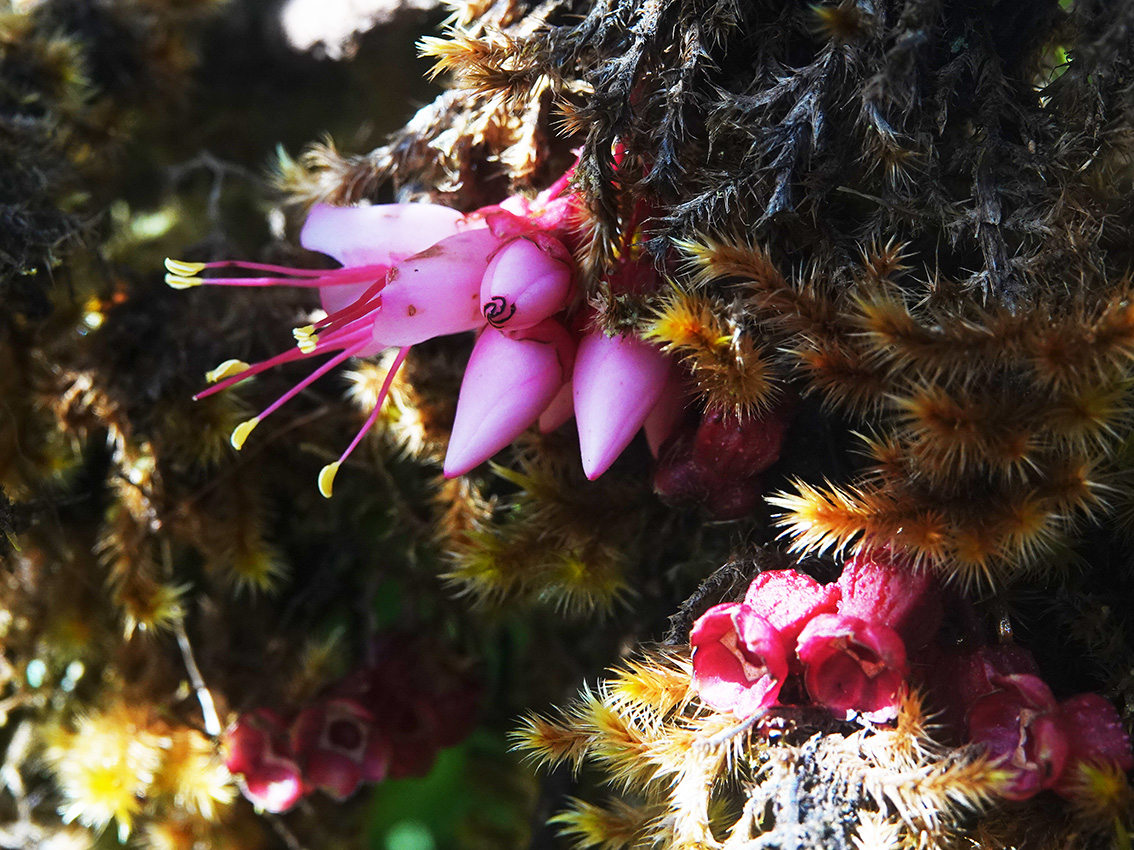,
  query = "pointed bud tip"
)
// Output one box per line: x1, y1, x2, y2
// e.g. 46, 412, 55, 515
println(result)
206, 359, 250, 383
318, 462, 340, 498
231, 418, 260, 450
